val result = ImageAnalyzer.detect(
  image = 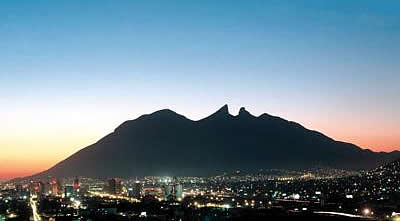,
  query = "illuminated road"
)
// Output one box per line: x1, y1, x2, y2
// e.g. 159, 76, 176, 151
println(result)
88, 191, 140, 202
30, 196, 42, 221
314, 211, 365, 218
